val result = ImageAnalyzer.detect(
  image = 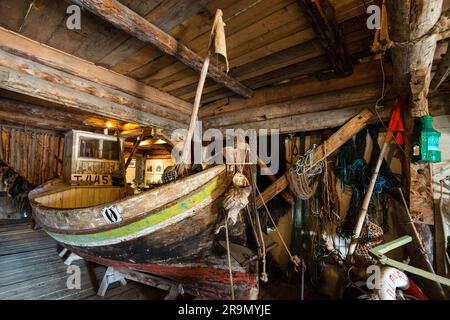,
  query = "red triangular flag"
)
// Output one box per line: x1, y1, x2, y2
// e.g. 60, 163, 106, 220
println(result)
388, 98, 405, 145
